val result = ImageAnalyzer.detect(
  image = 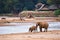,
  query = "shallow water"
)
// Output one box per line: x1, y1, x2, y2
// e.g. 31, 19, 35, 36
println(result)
0, 22, 60, 34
